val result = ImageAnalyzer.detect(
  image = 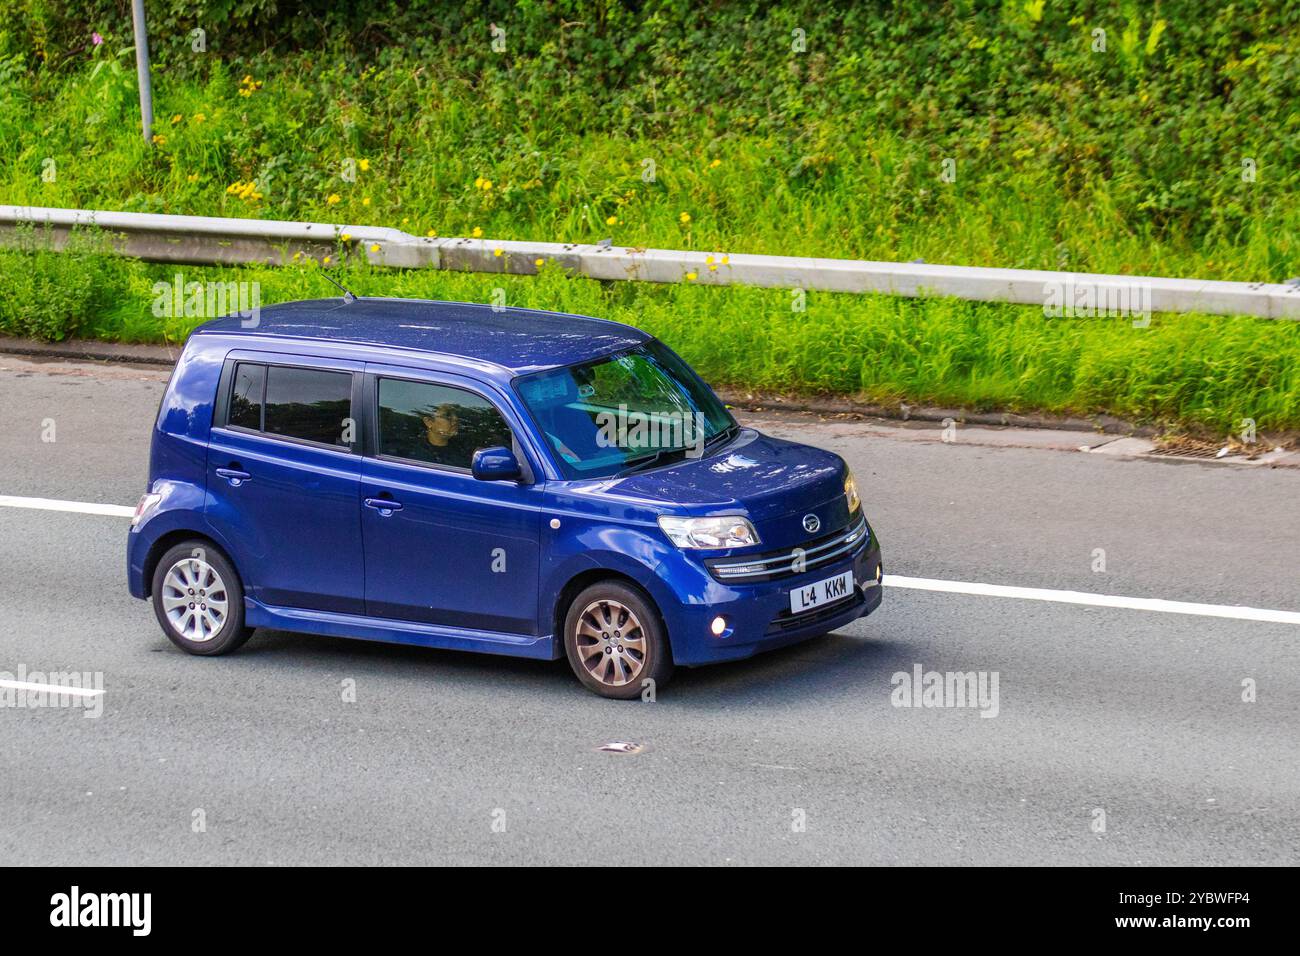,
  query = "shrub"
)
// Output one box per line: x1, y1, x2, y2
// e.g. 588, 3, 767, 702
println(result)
0, 226, 128, 341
